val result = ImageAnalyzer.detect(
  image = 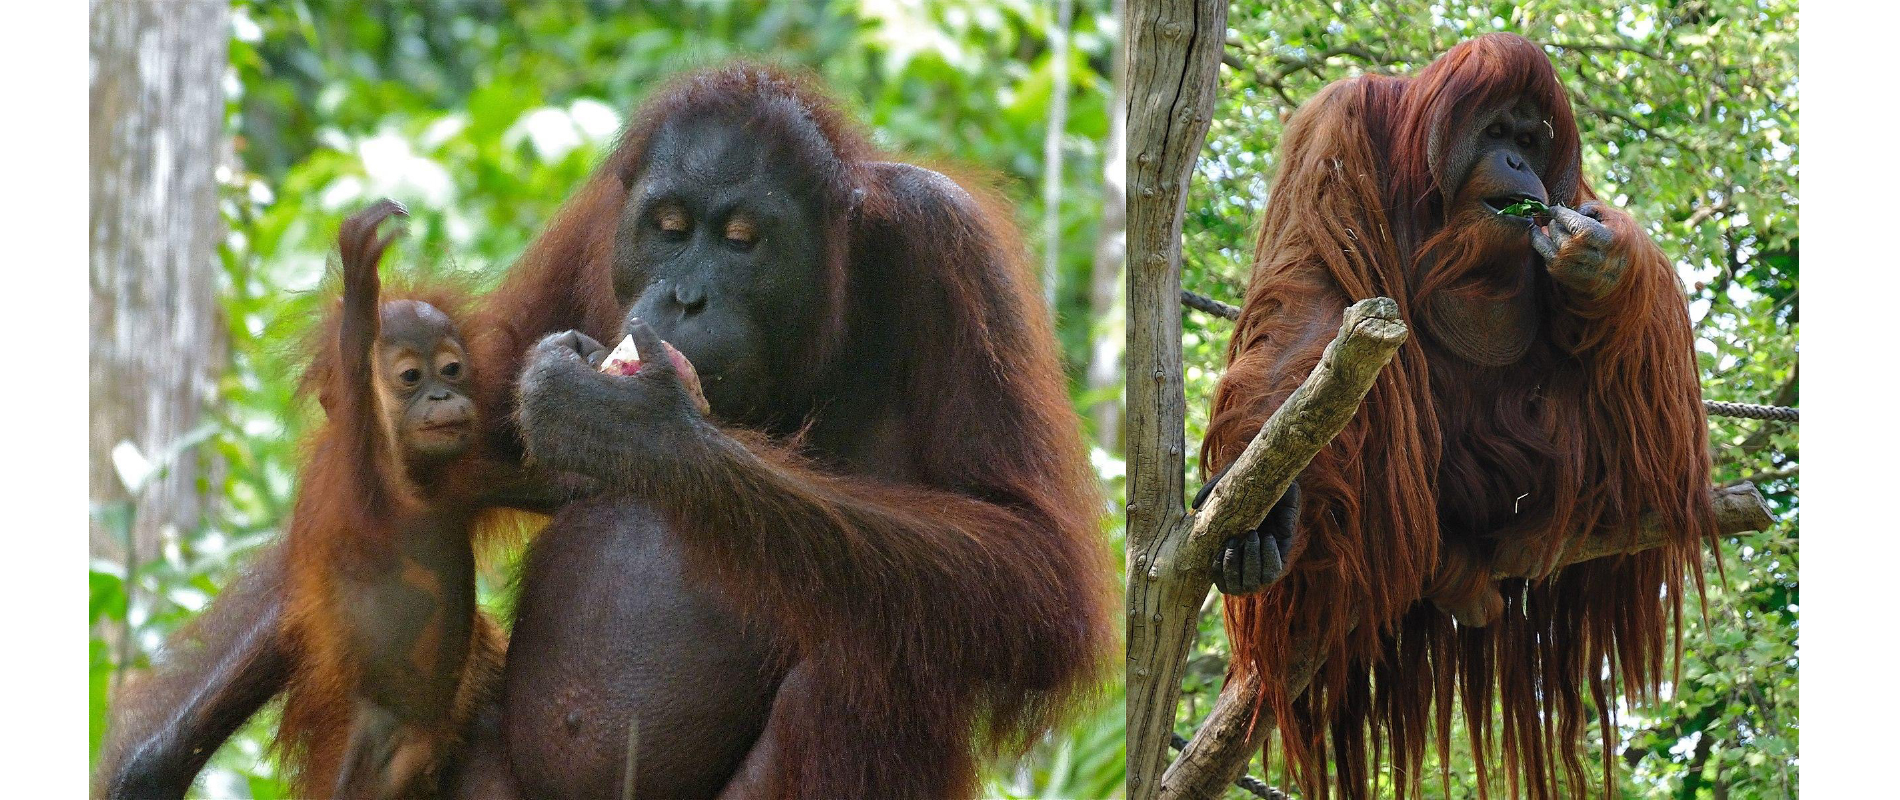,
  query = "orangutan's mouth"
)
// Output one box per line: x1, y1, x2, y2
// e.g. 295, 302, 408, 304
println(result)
1484, 194, 1536, 214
